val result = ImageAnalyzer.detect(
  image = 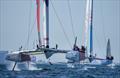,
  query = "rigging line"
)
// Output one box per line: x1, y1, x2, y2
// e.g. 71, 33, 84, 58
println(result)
67, 0, 75, 39
25, 0, 32, 49
50, 0, 72, 48
101, 1, 107, 43
25, 0, 43, 49
24, 16, 37, 49
94, 28, 102, 55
